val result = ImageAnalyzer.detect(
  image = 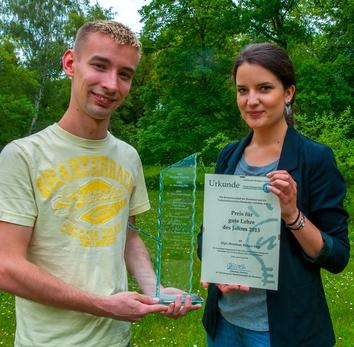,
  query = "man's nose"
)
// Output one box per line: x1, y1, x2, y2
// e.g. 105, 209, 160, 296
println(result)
102, 72, 119, 93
